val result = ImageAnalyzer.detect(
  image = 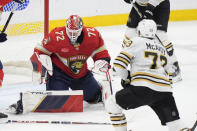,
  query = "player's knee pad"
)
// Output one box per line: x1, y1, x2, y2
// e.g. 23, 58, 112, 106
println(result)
116, 88, 139, 110
105, 95, 123, 114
